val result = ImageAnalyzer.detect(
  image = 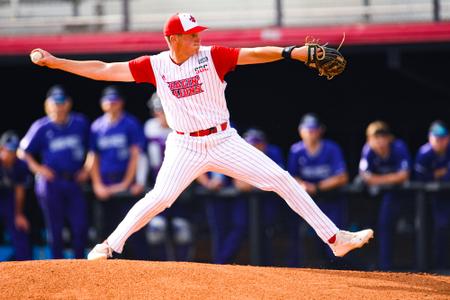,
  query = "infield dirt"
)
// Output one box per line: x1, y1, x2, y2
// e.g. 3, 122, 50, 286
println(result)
0, 259, 449, 299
